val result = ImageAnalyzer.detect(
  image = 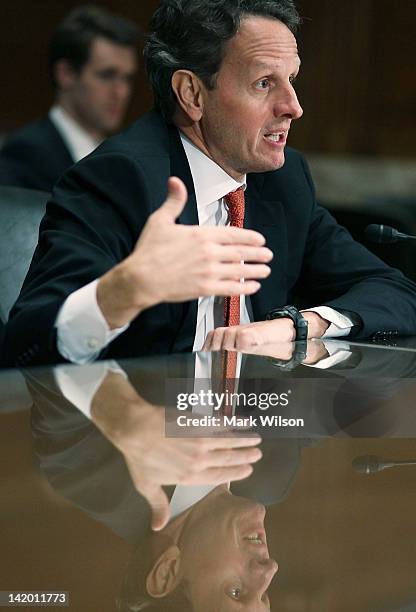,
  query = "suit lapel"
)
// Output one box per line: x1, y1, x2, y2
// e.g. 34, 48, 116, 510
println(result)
46, 117, 76, 168
167, 127, 198, 351
169, 127, 199, 226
